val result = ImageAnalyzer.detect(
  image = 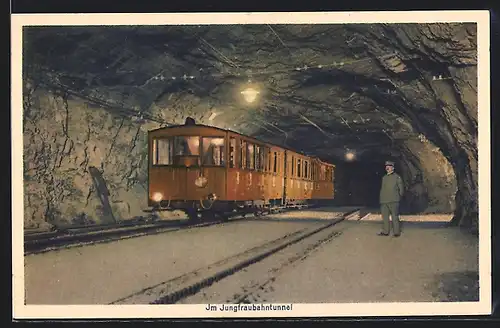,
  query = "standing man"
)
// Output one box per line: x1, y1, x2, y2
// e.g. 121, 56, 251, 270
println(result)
378, 161, 405, 237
